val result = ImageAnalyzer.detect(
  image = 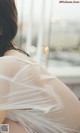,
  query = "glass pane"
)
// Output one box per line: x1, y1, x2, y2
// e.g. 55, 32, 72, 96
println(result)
15, 0, 80, 98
